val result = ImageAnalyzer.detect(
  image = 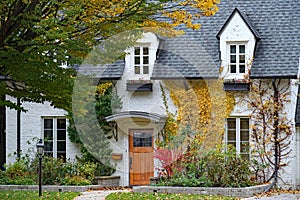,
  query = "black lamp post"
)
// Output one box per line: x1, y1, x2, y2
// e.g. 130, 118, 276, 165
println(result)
36, 139, 44, 197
